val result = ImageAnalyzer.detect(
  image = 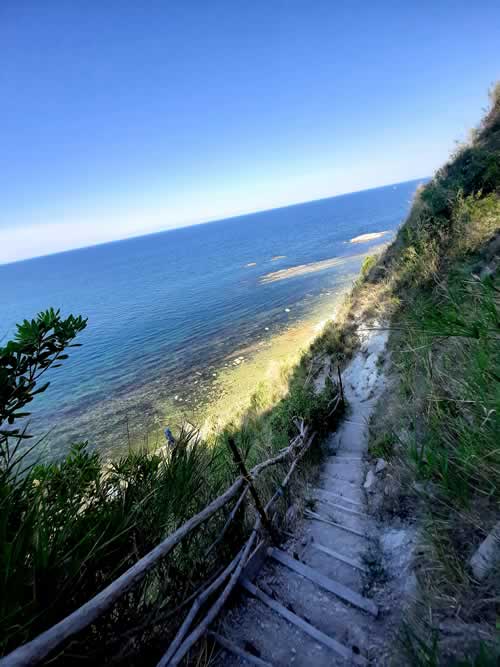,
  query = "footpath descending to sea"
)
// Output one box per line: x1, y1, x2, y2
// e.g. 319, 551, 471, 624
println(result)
216, 324, 391, 666
209, 89, 500, 665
